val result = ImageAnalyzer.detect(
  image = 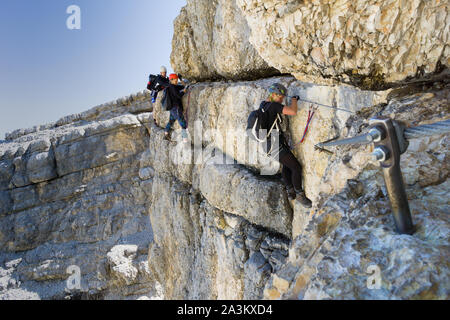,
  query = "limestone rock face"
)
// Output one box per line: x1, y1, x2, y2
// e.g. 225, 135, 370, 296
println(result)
147, 173, 288, 299
263, 82, 450, 300
269, 177, 449, 300
152, 76, 391, 203
2, 0, 449, 301
171, 0, 279, 81
1, 76, 448, 300
175, 0, 449, 87
0, 96, 157, 300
